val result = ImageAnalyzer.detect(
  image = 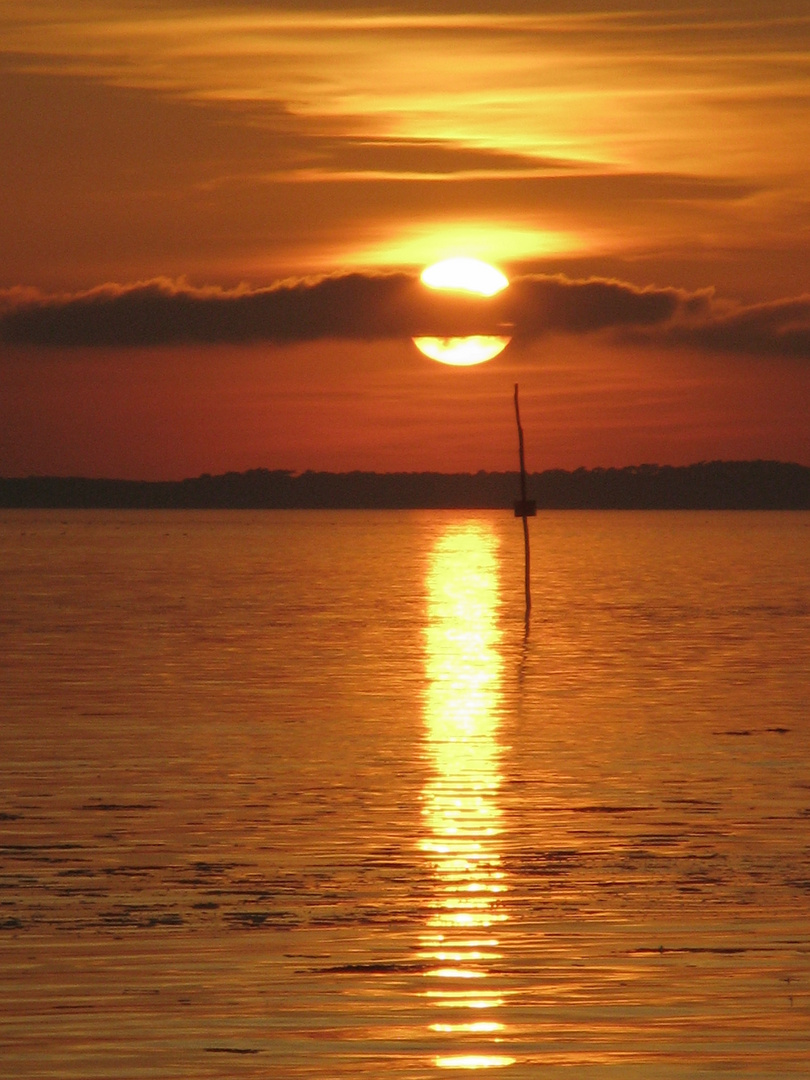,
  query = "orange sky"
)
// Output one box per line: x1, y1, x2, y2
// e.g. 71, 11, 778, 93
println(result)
1, 0, 808, 478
